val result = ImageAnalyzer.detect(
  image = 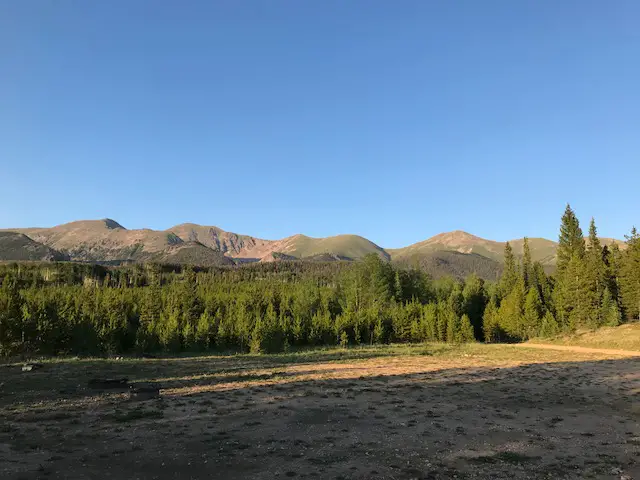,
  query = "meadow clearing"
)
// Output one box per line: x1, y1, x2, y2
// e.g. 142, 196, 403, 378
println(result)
1, 339, 639, 480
